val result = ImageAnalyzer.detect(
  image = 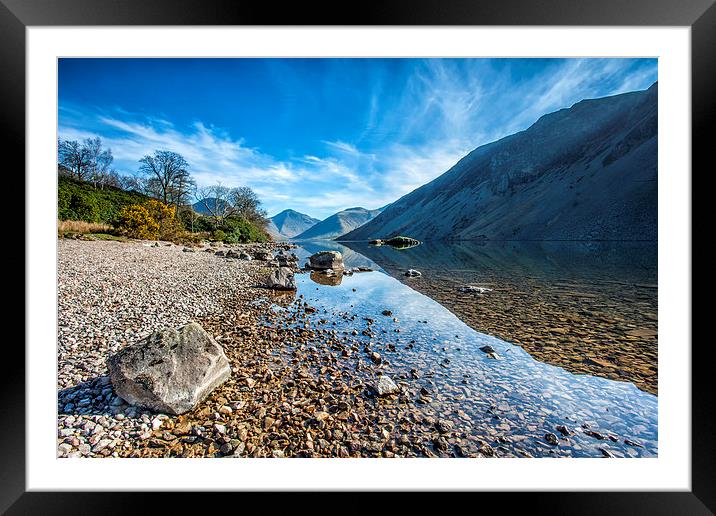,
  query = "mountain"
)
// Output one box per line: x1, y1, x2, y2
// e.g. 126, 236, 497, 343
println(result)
267, 209, 320, 239
293, 207, 384, 240
341, 83, 658, 242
